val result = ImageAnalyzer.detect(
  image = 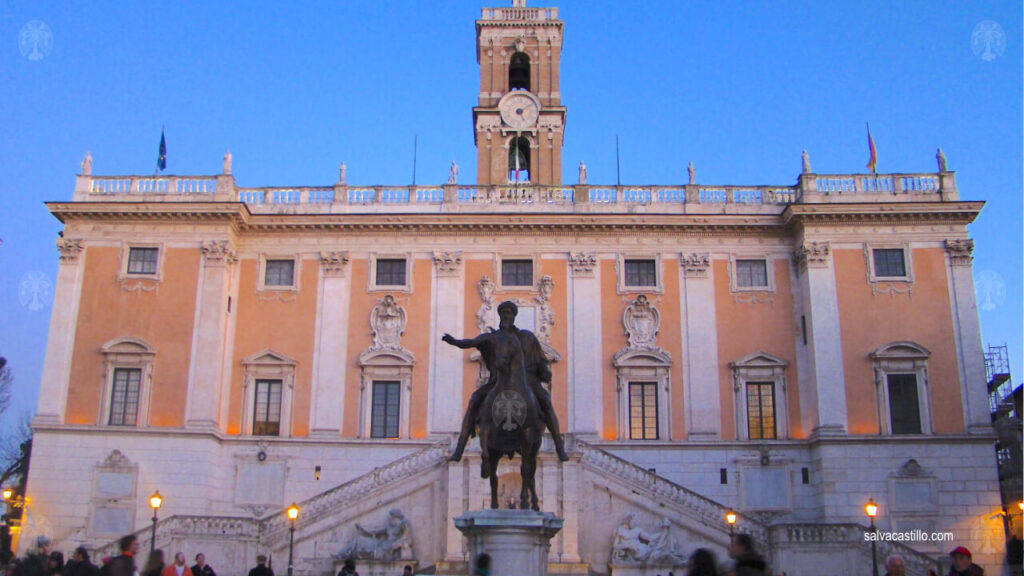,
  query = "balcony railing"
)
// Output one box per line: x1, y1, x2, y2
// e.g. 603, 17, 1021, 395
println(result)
72, 170, 956, 213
